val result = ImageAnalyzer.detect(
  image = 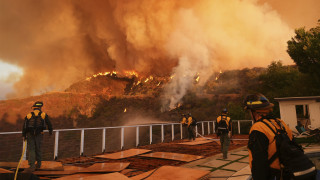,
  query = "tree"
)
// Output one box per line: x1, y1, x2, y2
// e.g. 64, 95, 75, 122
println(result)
287, 20, 320, 84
